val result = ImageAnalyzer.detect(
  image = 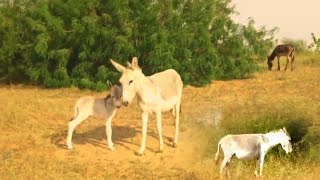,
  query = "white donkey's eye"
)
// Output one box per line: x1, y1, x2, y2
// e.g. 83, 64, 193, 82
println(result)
129, 80, 133, 85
